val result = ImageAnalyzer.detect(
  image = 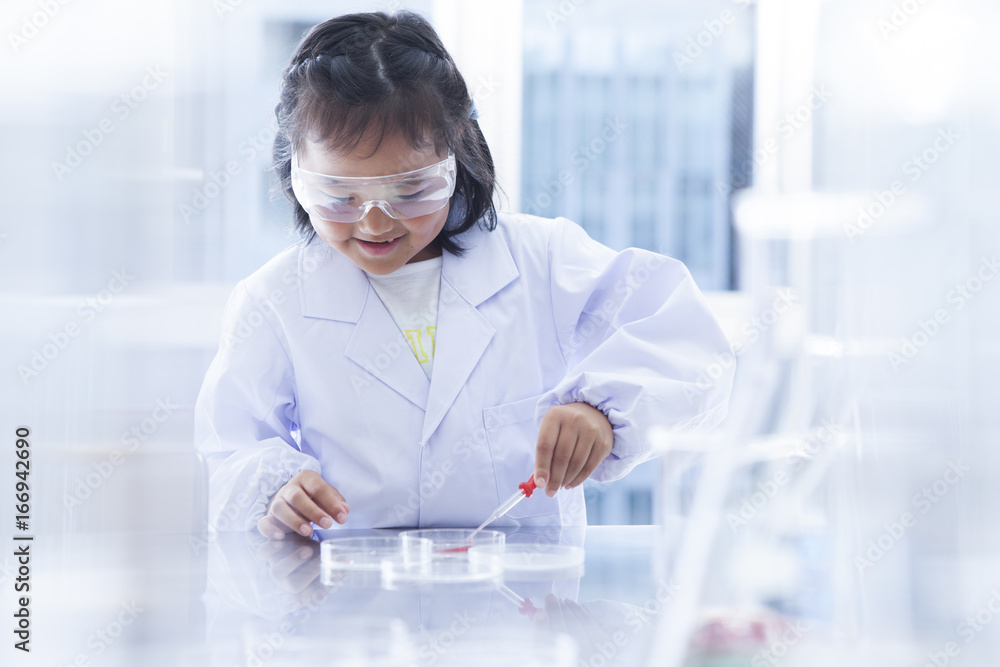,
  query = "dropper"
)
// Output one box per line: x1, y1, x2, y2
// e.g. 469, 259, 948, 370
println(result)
467, 475, 539, 542
497, 584, 540, 620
